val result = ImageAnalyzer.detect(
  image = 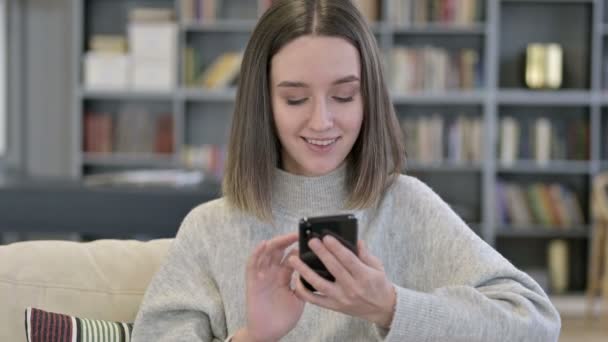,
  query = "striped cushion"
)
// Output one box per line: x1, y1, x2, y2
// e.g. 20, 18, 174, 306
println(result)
25, 307, 133, 342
